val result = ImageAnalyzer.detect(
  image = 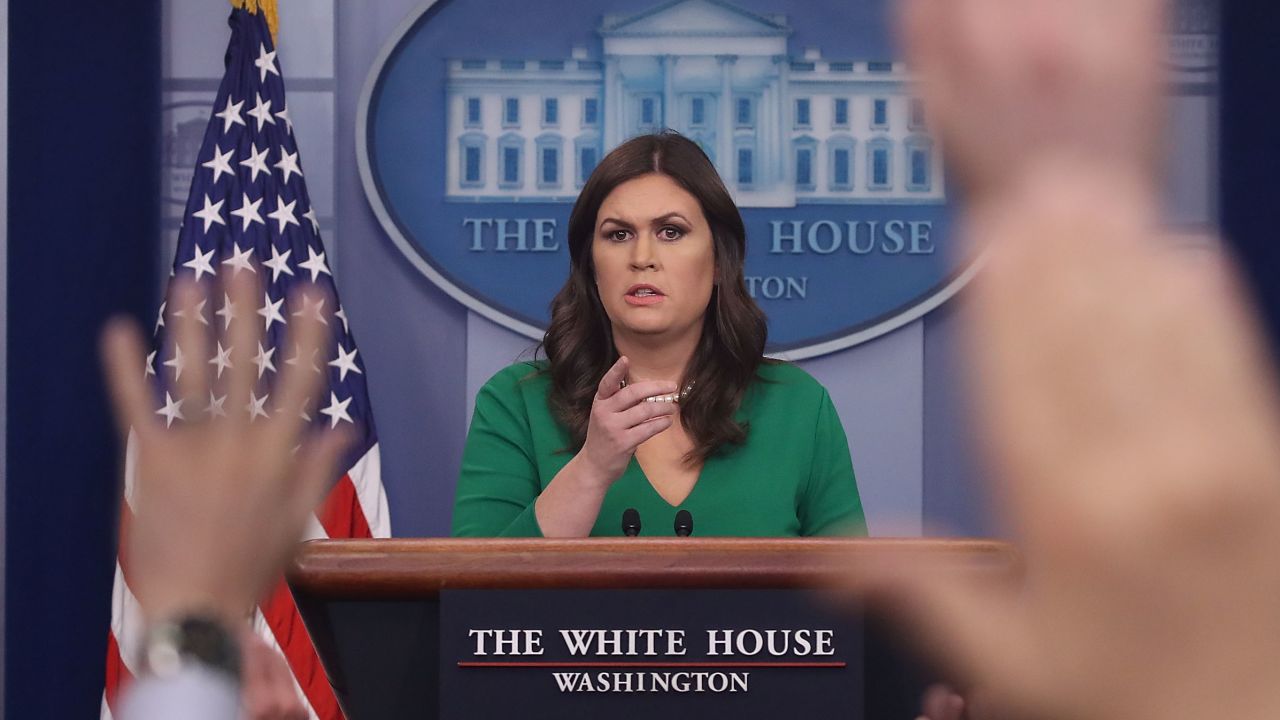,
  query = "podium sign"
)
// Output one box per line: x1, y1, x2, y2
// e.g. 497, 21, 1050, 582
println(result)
440, 589, 863, 719
288, 538, 1013, 719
